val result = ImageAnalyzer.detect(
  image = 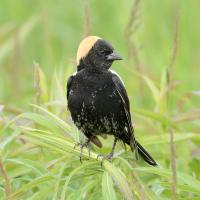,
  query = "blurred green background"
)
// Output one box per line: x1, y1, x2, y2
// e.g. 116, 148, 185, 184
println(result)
0, 0, 199, 107
0, 0, 200, 199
